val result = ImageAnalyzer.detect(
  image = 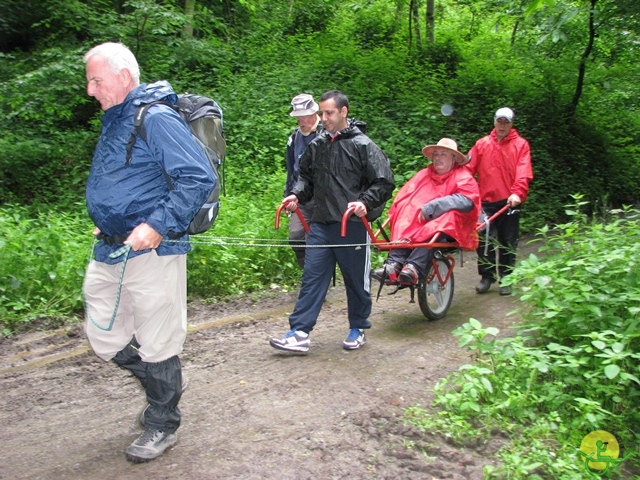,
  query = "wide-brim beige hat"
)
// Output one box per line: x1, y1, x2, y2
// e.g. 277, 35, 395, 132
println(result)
421, 138, 467, 165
